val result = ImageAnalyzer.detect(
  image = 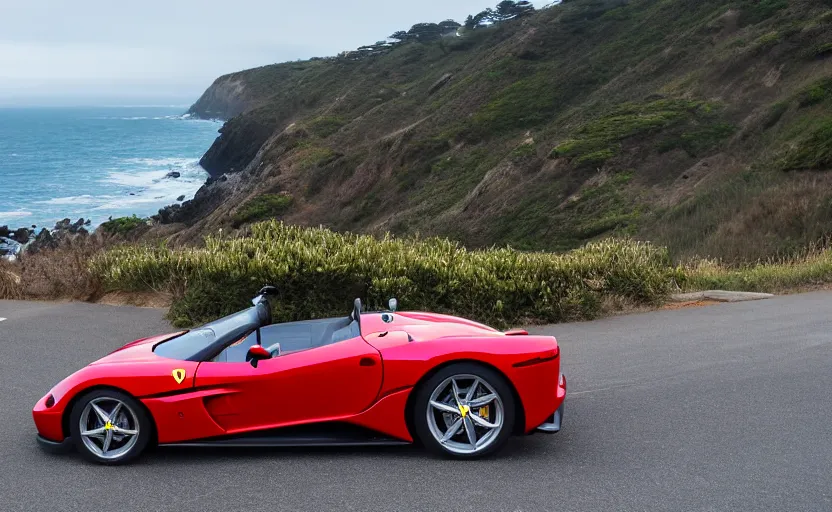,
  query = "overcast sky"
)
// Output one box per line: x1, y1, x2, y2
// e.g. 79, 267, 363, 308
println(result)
0, 0, 546, 106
